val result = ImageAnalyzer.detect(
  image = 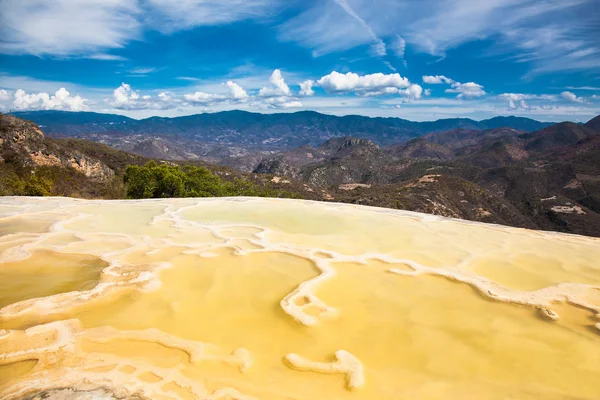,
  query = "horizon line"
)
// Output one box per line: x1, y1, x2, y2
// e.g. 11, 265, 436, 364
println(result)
6, 109, 569, 124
